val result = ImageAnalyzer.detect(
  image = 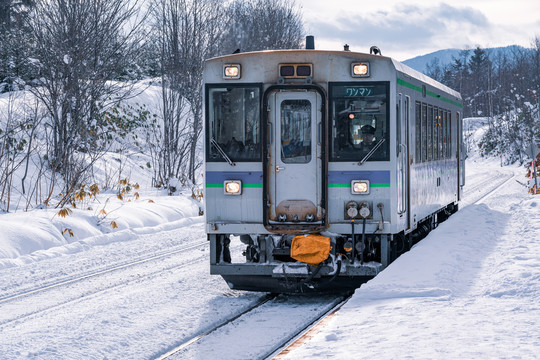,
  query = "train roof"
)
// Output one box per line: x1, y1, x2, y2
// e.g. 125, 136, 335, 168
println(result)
206, 49, 461, 100
390, 58, 461, 99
